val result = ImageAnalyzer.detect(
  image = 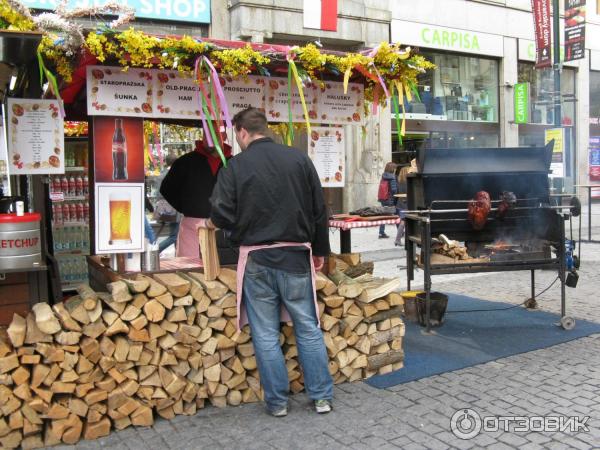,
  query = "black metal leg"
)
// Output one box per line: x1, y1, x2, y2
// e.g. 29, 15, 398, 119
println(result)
531, 270, 535, 301
424, 219, 432, 334
340, 230, 351, 254
559, 217, 567, 319
406, 240, 412, 291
